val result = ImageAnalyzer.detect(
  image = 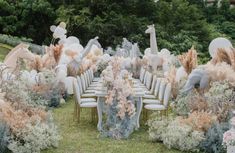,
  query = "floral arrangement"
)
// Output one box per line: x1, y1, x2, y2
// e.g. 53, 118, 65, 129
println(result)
180, 111, 217, 132
205, 62, 235, 86
148, 117, 205, 152
178, 46, 198, 74
200, 122, 229, 153
223, 117, 235, 147
100, 56, 136, 139
95, 54, 111, 76
0, 95, 60, 153
0, 59, 60, 152
149, 78, 235, 152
